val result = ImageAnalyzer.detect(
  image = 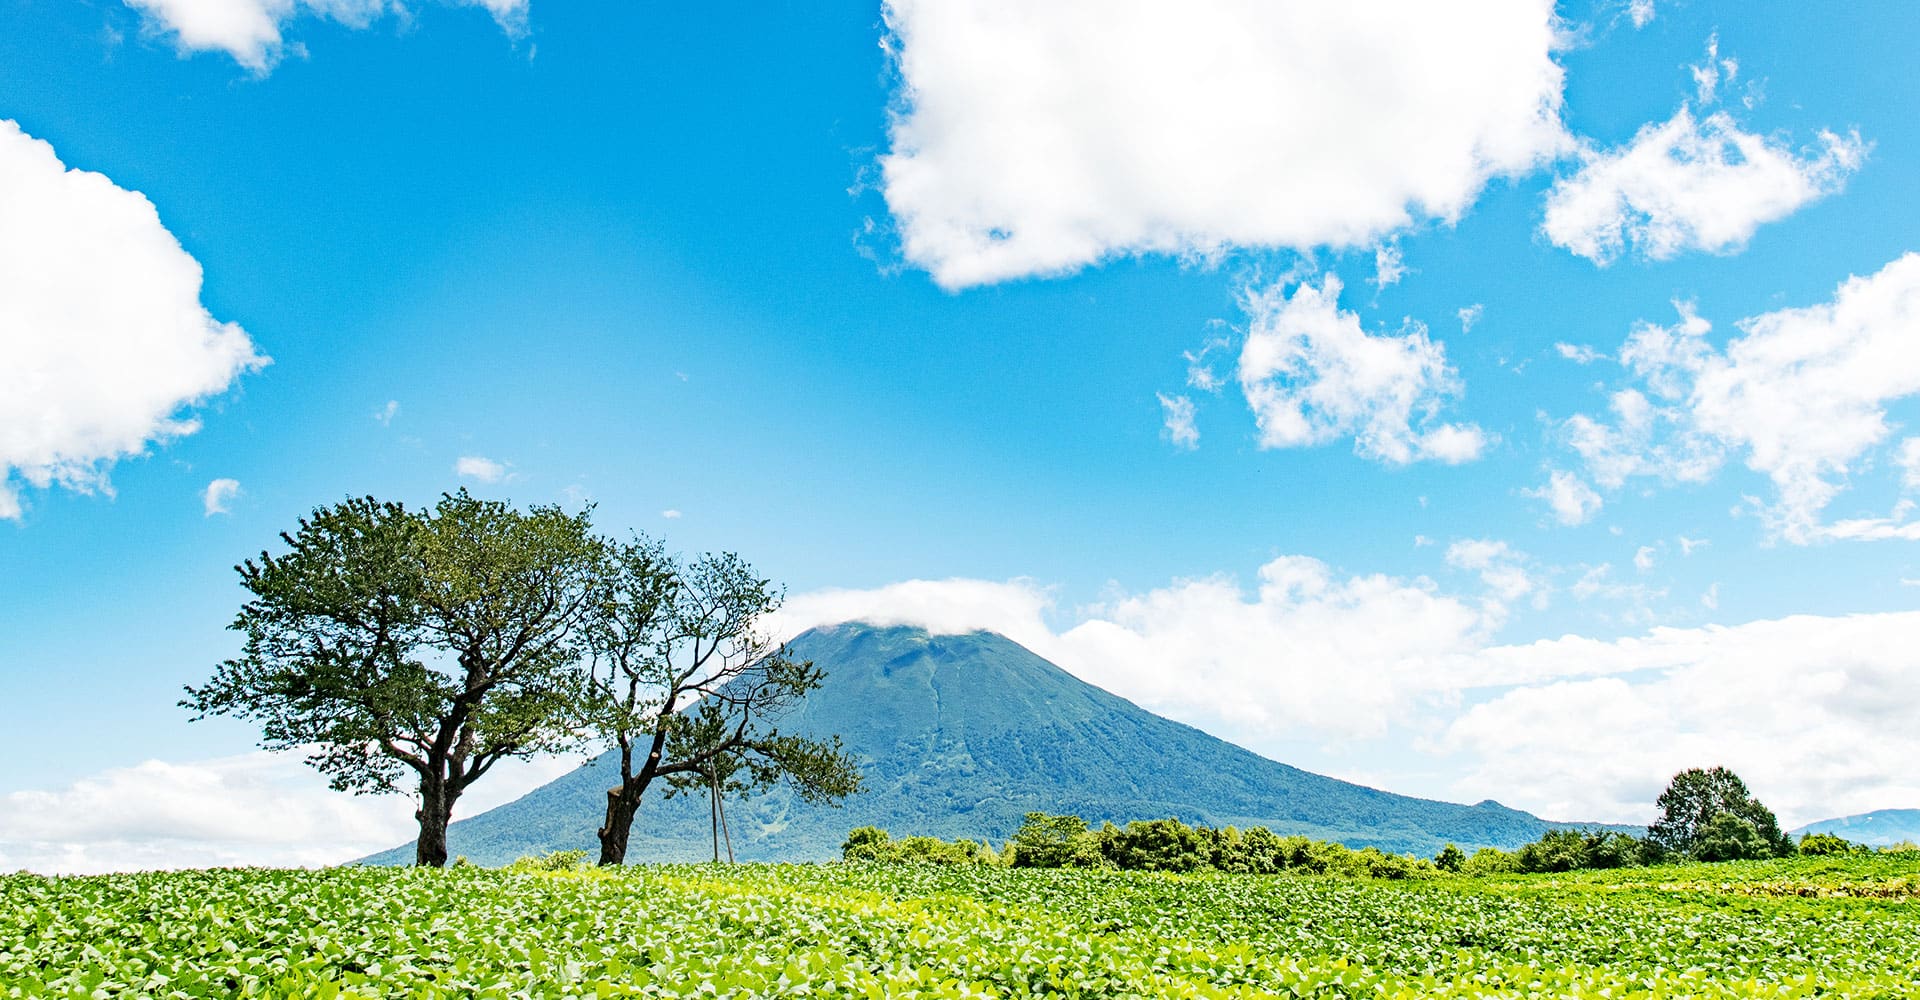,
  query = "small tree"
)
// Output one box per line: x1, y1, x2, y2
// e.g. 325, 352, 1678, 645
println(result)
183, 492, 602, 866
1434, 843, 1466, 873
581, 543, 861, 865
1647, 766, 1792, 861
